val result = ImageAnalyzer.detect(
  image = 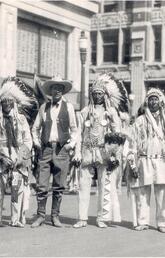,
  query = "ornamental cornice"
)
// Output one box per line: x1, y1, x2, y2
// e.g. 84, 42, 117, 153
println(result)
151, 9, 165, 23
145, 64, 165, 79
89, 65, 131, 81
91, 8, 165, 31
91, 12, 132, 30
